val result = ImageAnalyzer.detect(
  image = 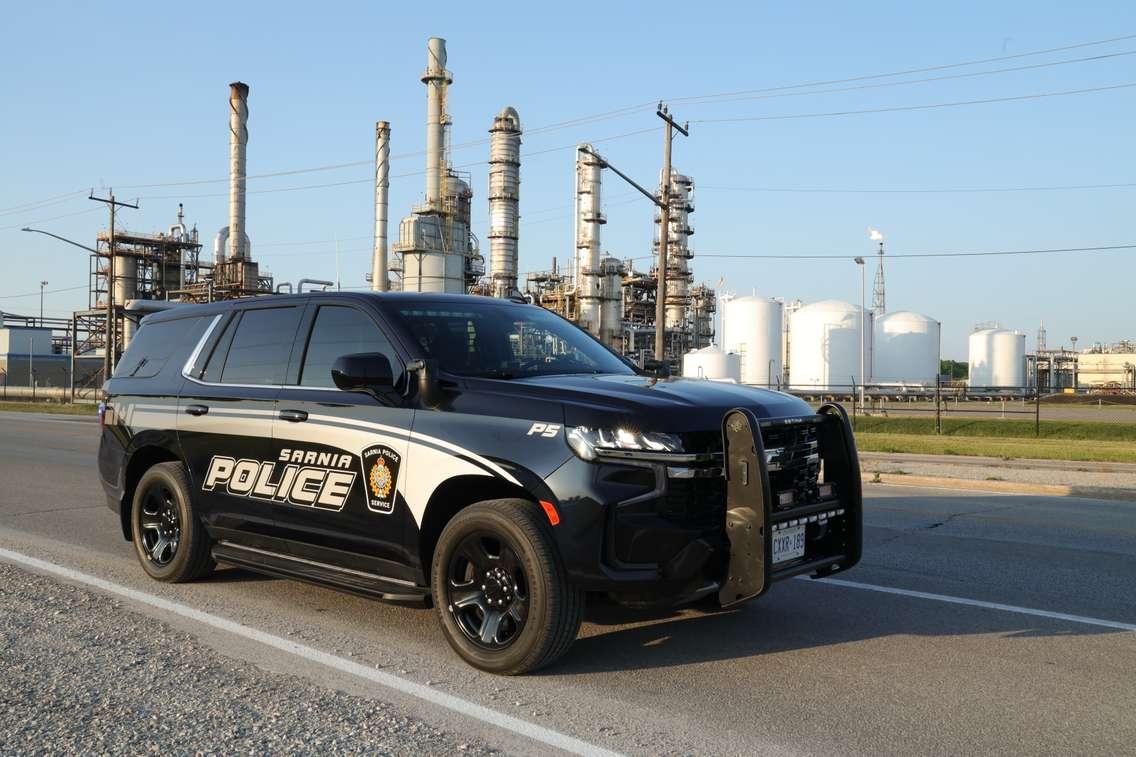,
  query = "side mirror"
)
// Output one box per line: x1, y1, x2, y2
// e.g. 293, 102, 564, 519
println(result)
331, 353, 394, 392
